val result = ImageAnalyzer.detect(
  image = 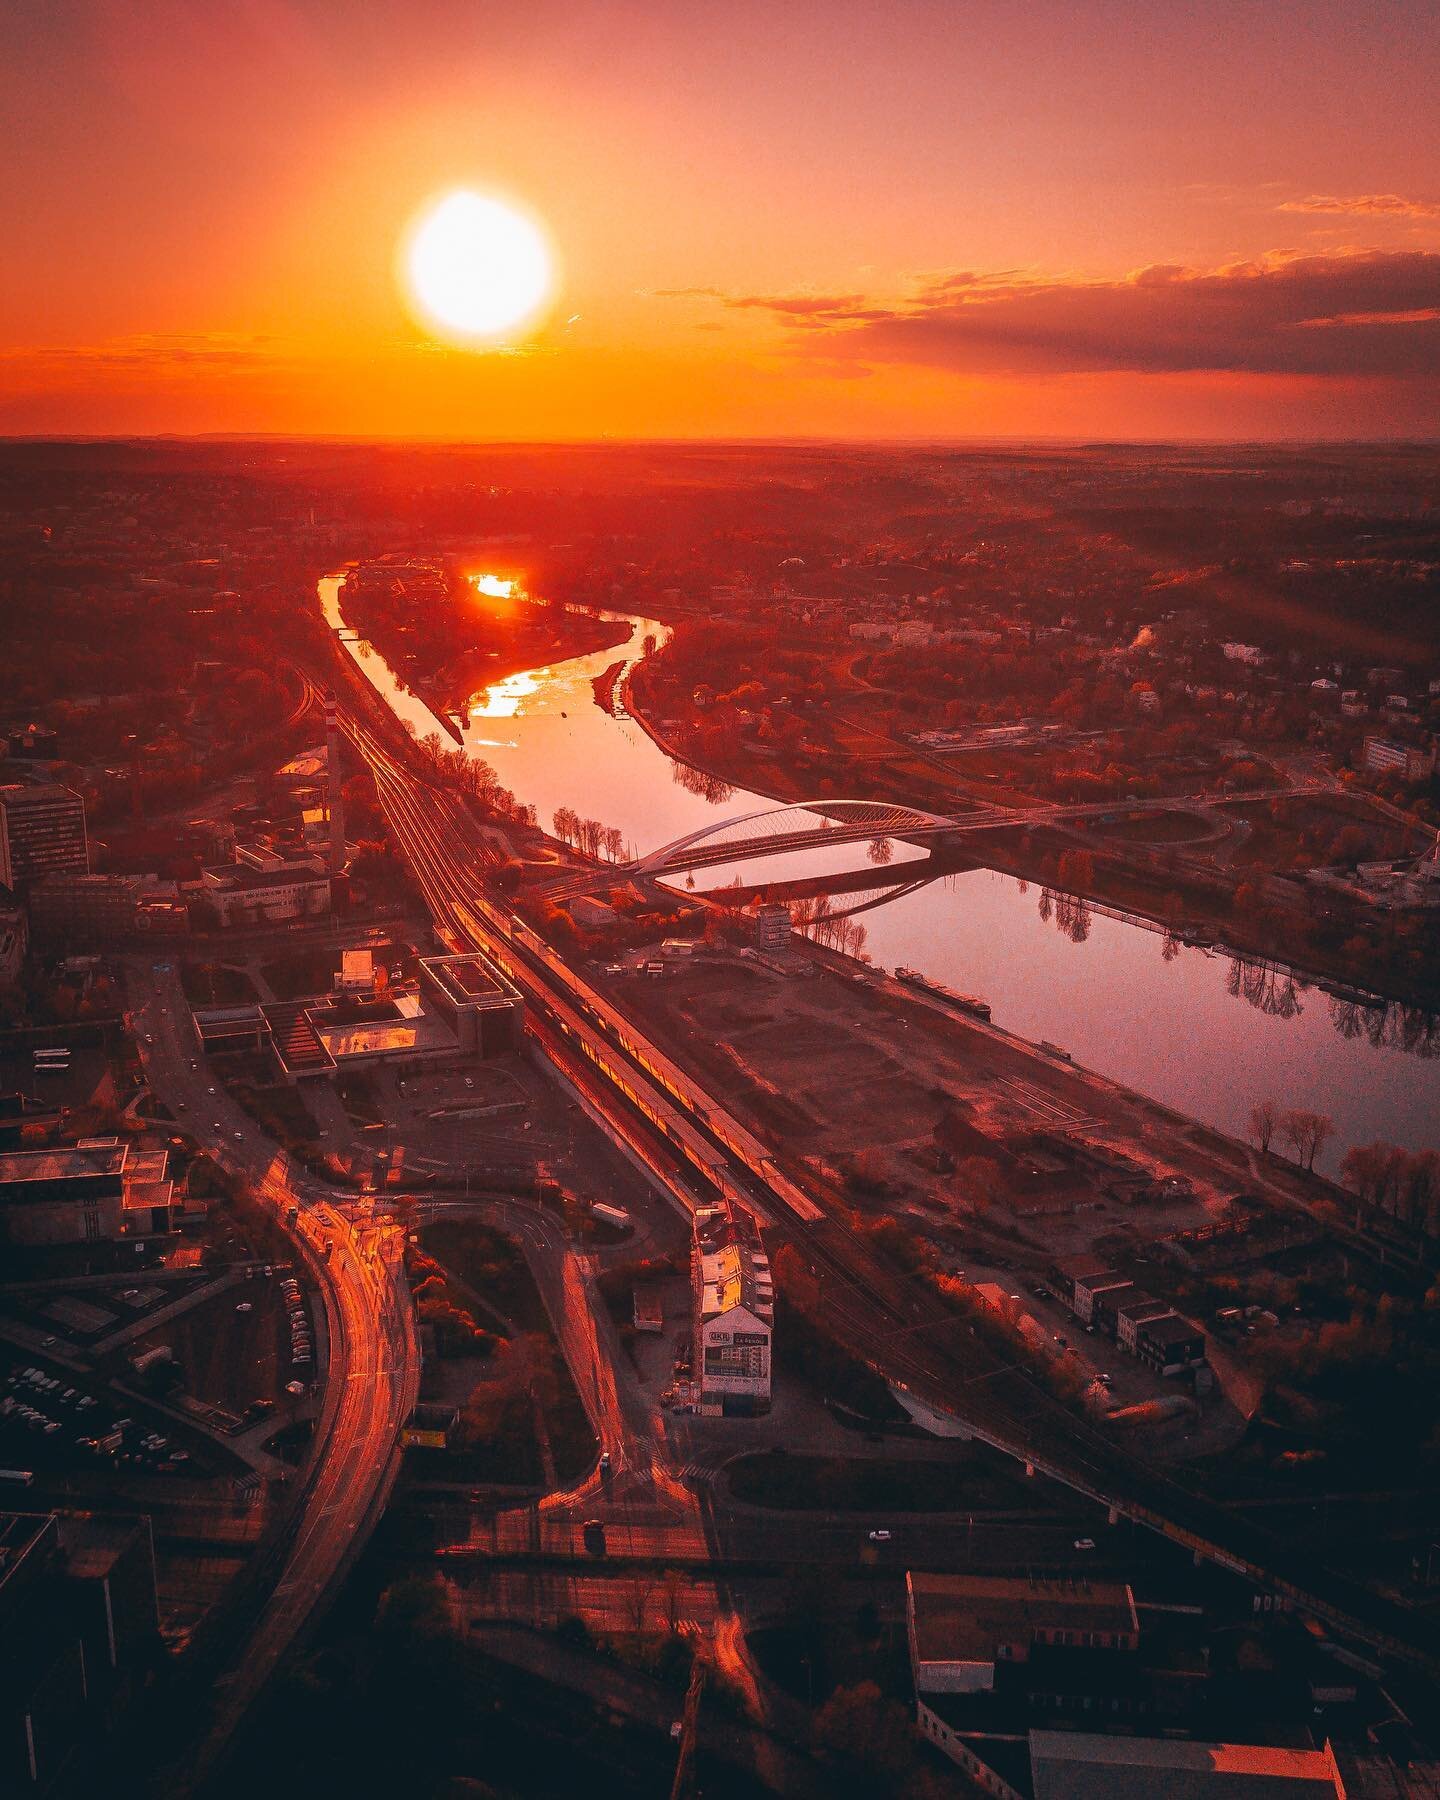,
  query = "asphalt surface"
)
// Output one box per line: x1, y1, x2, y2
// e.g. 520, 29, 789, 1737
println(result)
129, 957, 421, 1784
